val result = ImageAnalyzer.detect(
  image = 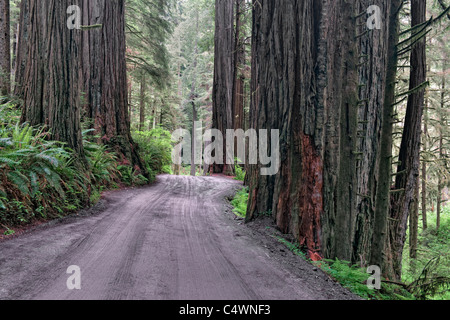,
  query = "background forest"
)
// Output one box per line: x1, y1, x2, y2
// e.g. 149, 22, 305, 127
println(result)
0, 0, 449, 300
